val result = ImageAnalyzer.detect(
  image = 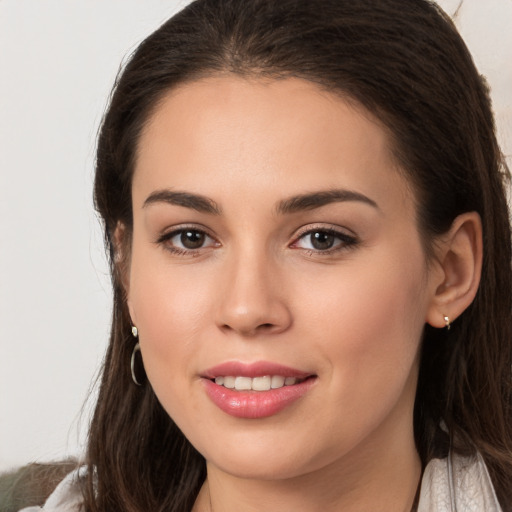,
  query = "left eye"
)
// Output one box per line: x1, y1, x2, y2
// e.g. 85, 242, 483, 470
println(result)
294, 229, 356, 251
